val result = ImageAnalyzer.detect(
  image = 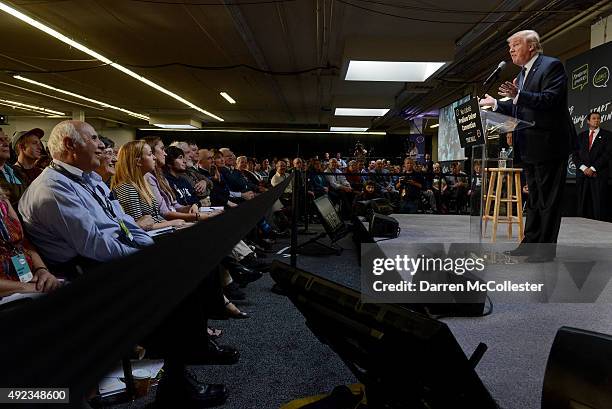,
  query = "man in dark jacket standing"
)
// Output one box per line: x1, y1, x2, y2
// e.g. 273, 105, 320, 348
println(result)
480, 30, 576, 261
573, 112, 612, 221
